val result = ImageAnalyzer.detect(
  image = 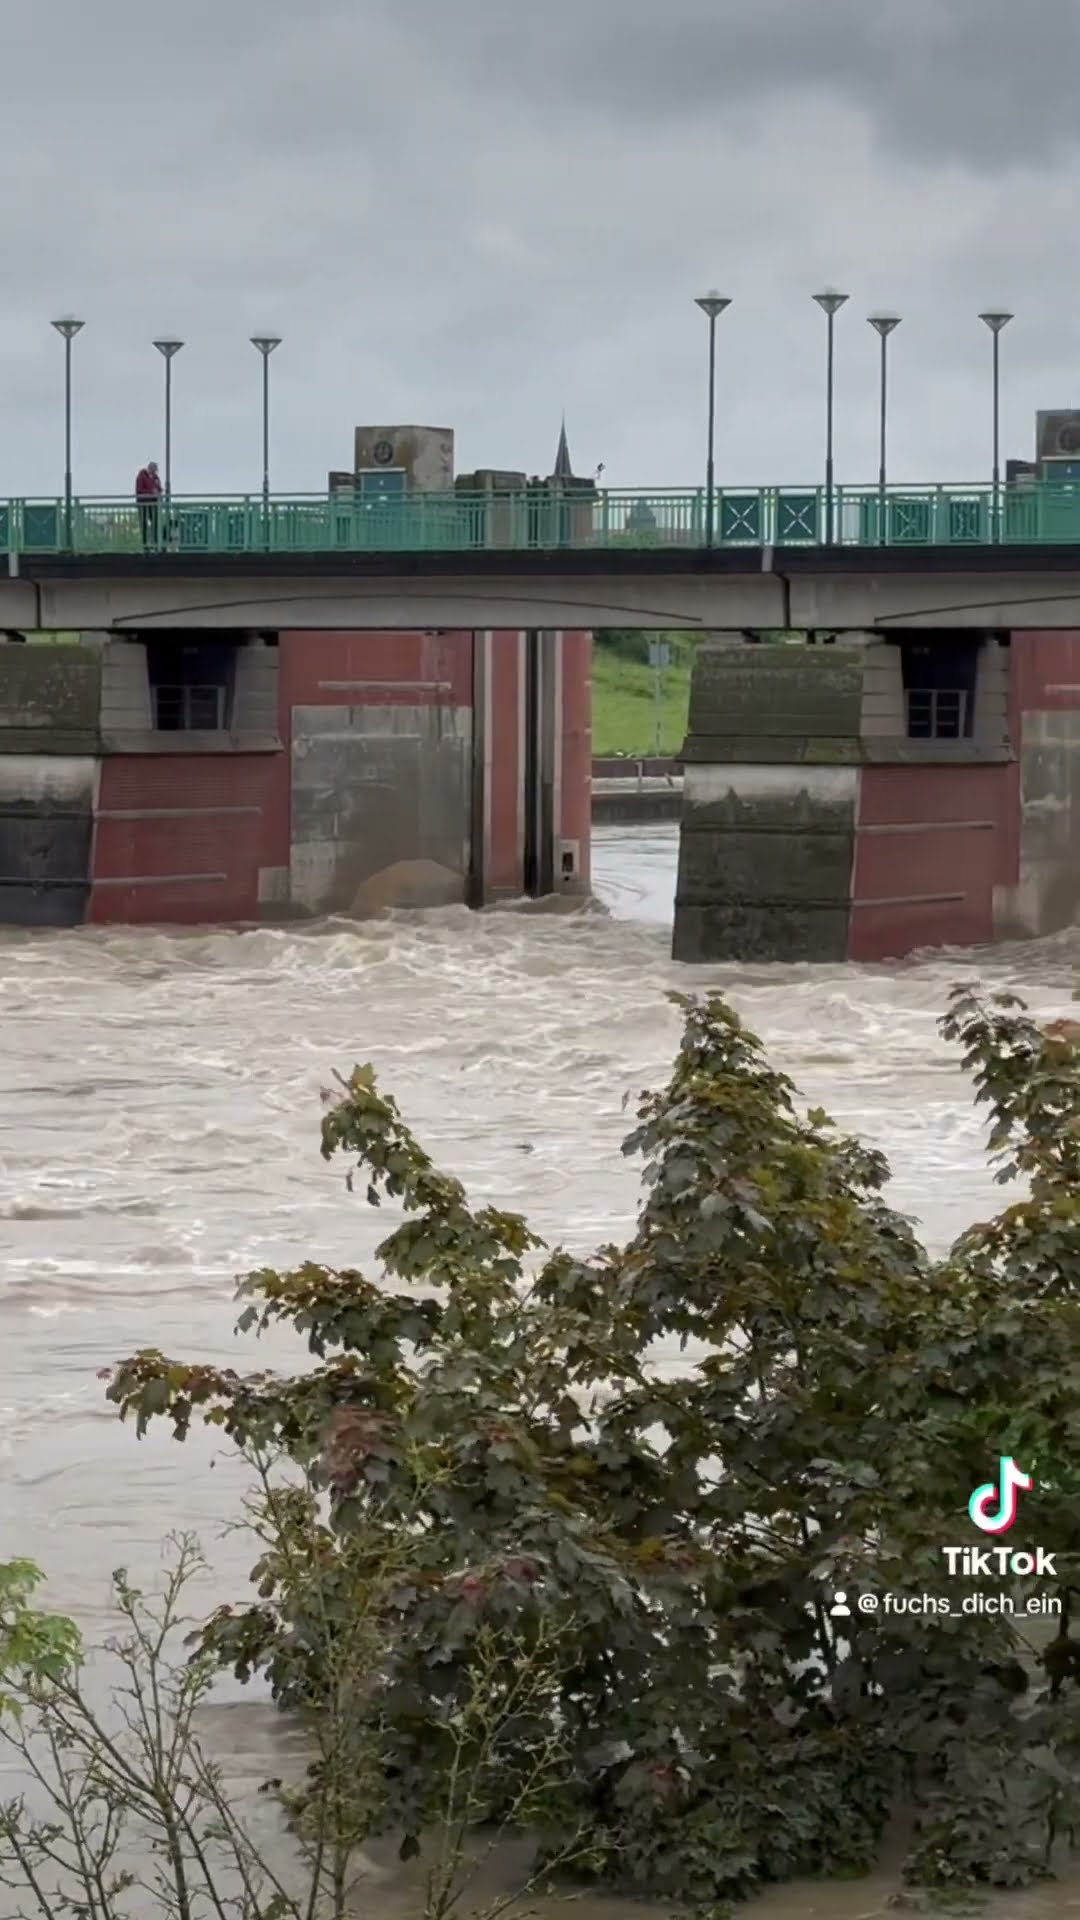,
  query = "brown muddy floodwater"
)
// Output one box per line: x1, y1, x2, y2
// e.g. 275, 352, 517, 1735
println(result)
3, 820, 1080, 1915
